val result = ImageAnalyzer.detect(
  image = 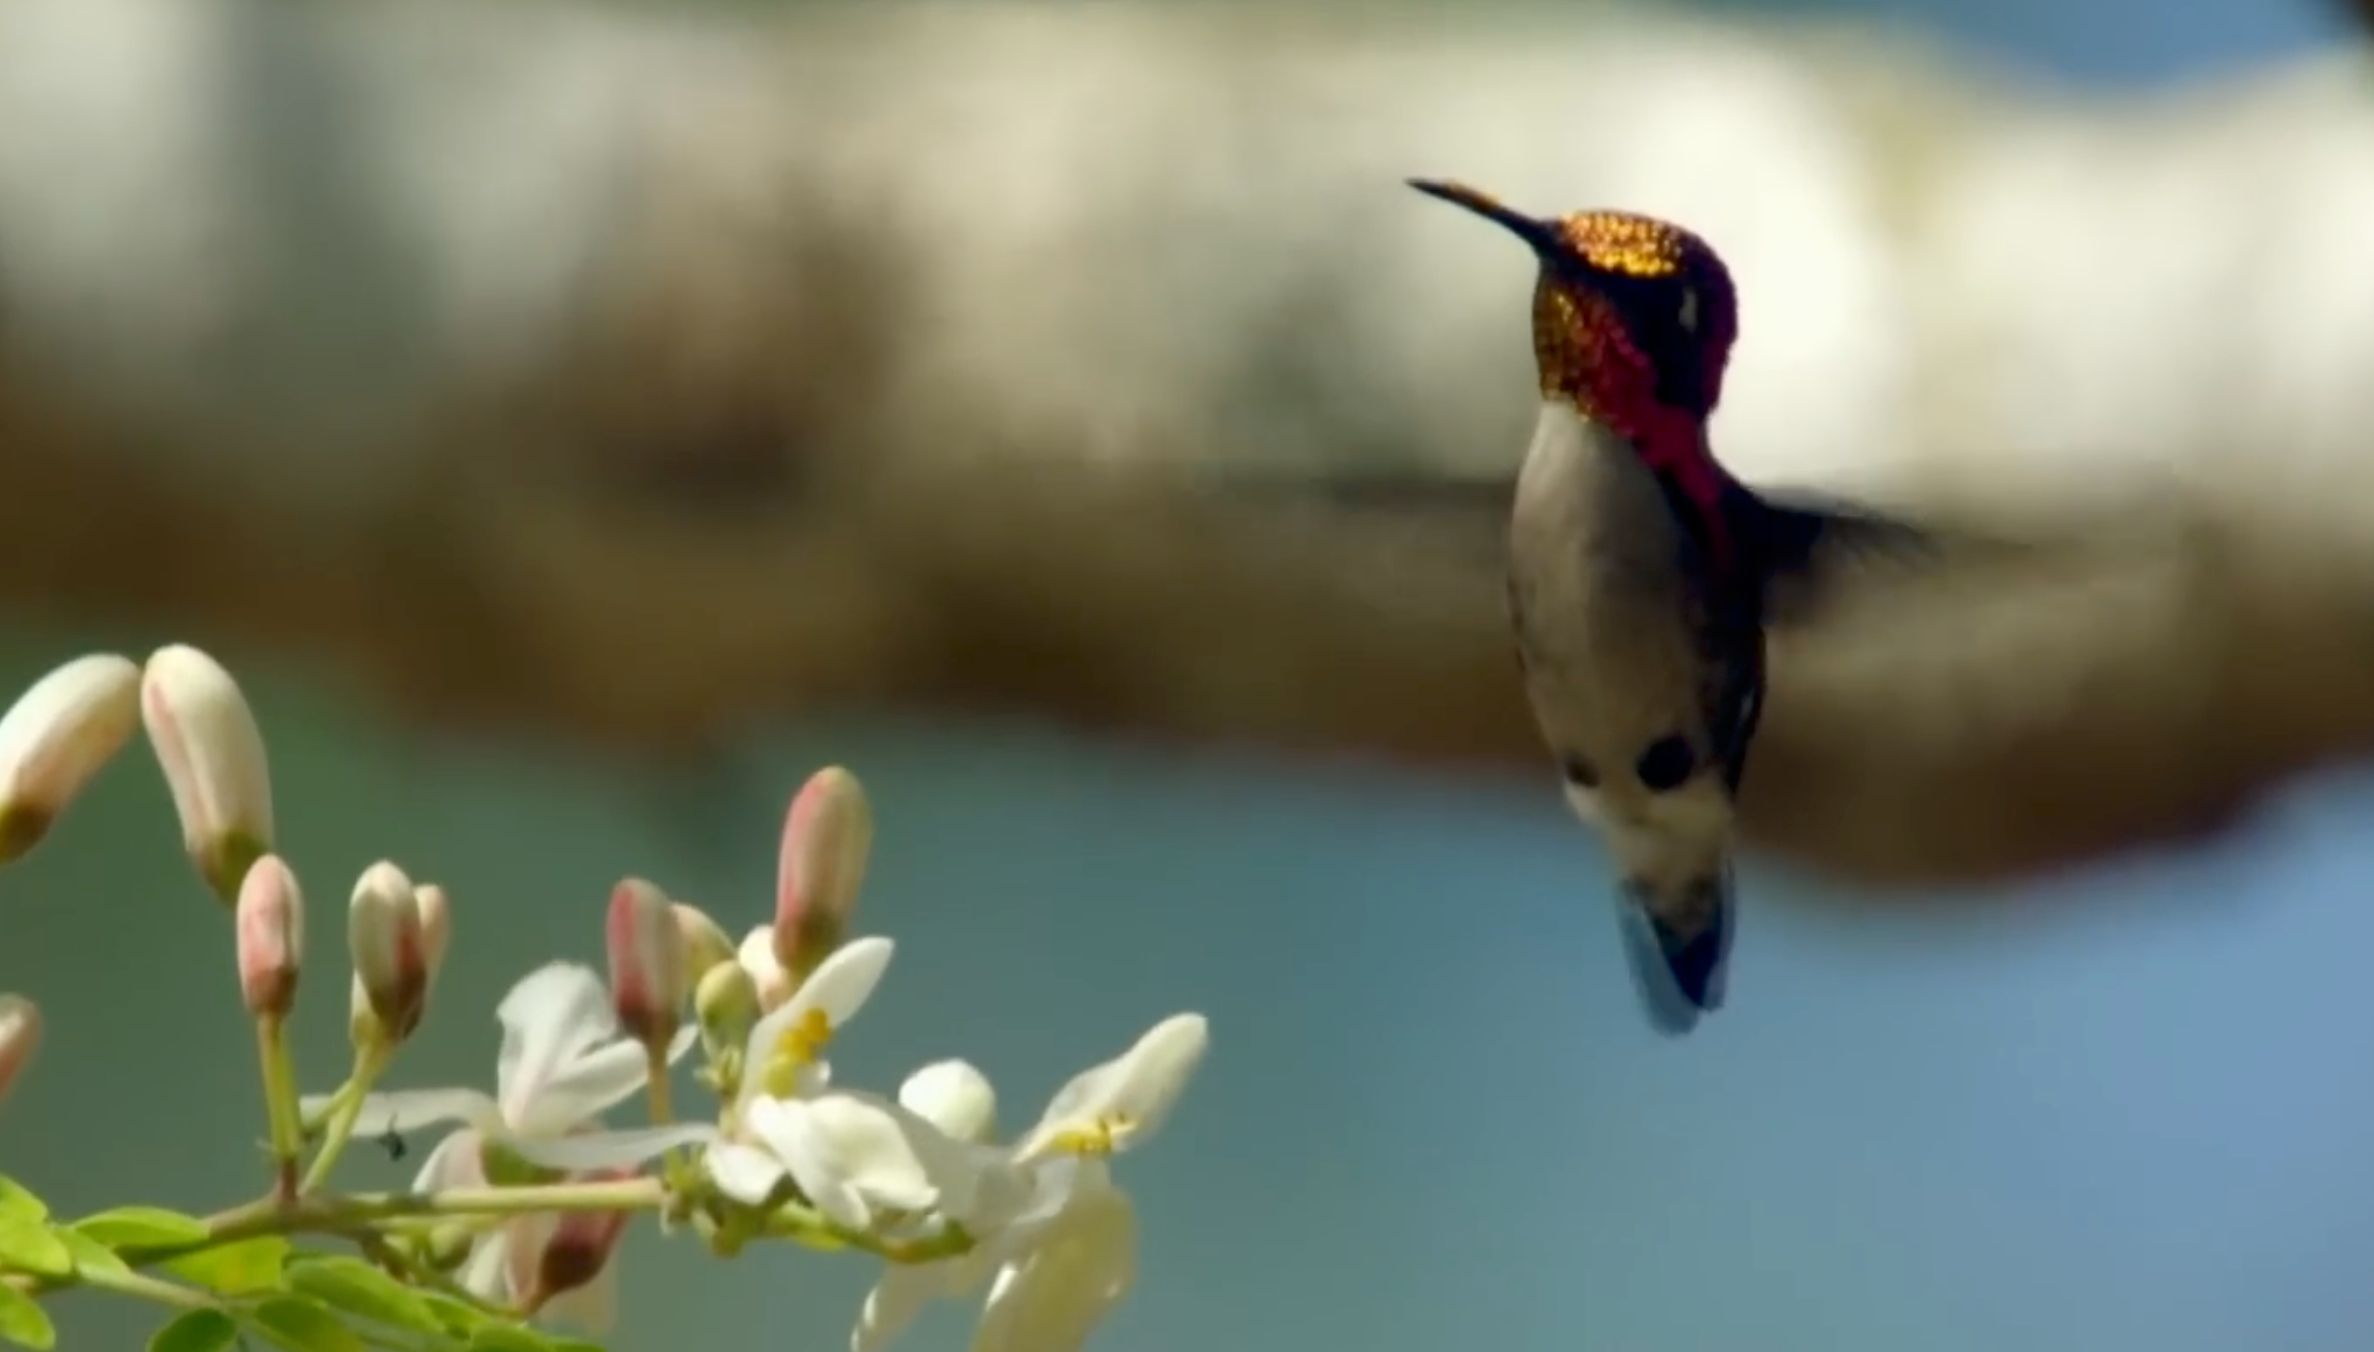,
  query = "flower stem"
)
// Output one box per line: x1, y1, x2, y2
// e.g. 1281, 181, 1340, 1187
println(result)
301, 1041, 391, 1194
254, 1014, 302, 1201
646, 1045, 674, 1127
119, 1177, 673, 1273
762, 1202, 974, 1265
